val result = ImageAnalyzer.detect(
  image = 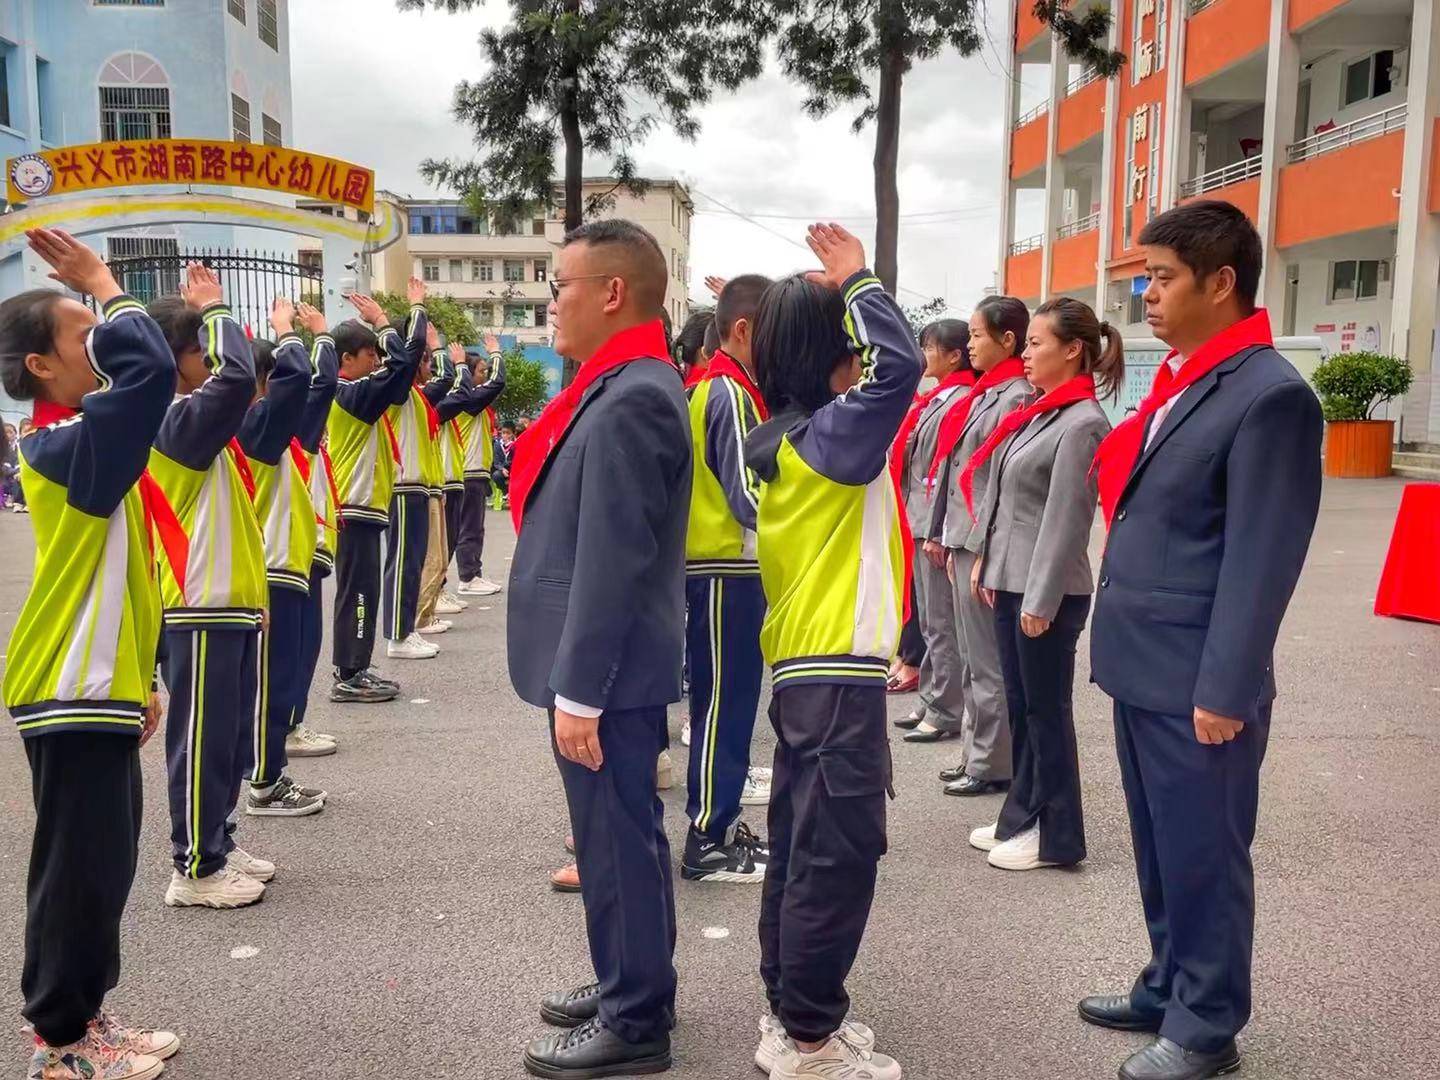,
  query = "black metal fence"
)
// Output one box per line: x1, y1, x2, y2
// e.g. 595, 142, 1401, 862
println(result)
89, 249, 323, 336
